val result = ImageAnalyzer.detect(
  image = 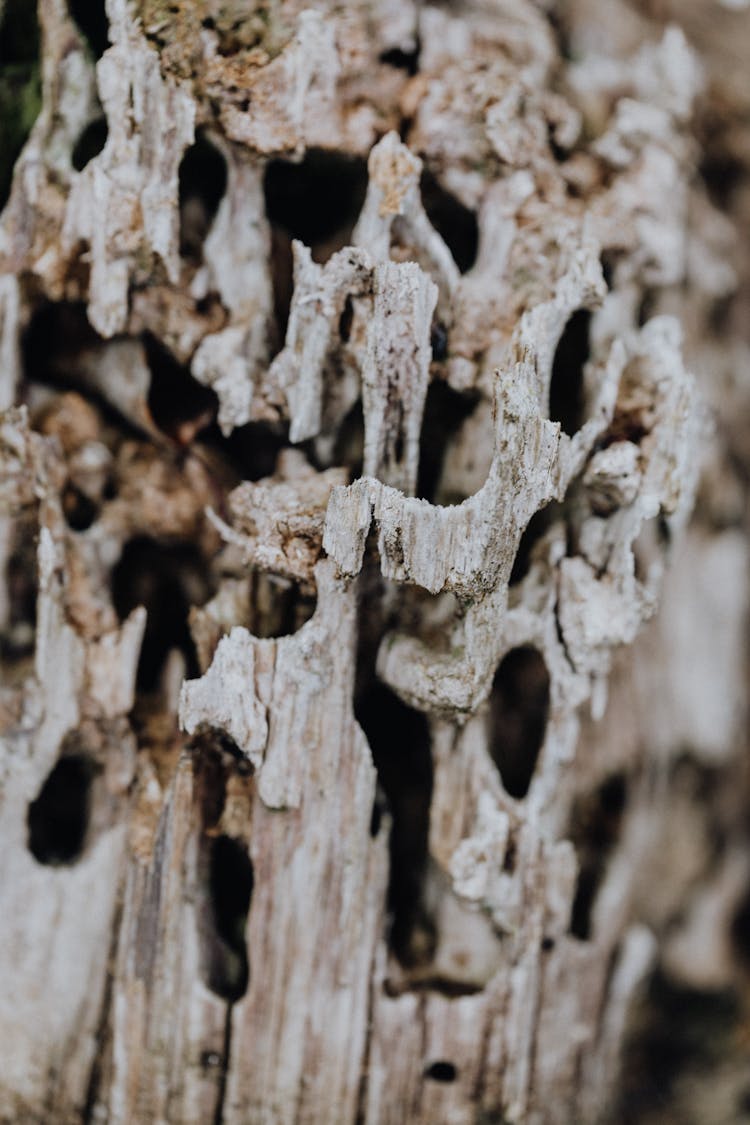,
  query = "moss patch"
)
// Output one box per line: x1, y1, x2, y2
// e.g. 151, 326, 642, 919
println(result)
0, 0, 42, 209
